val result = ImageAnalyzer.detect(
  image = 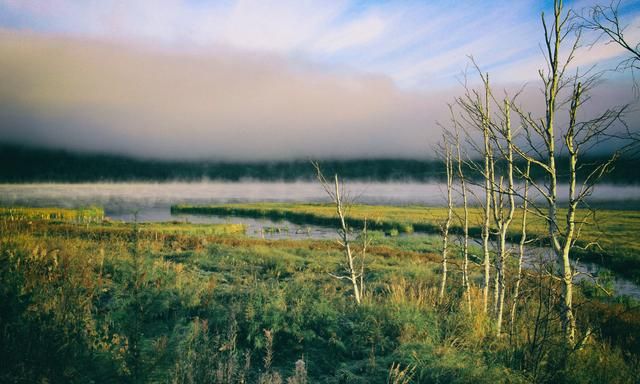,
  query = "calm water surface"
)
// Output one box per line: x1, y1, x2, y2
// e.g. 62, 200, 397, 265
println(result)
2, 181, 640, 212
